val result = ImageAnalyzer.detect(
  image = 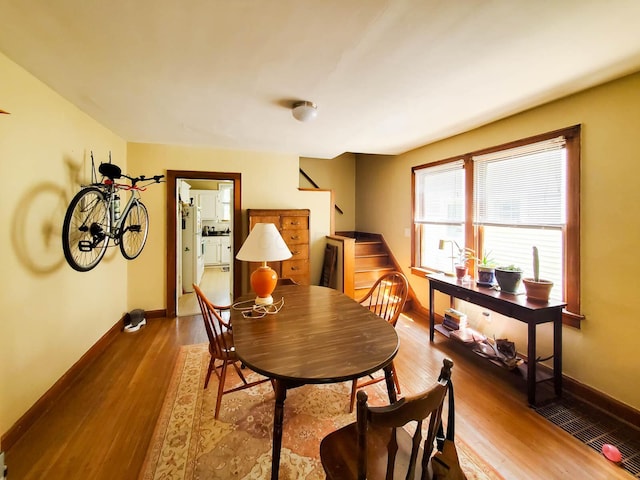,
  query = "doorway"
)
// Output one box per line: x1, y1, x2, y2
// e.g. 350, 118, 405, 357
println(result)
166, 170, 242, 318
